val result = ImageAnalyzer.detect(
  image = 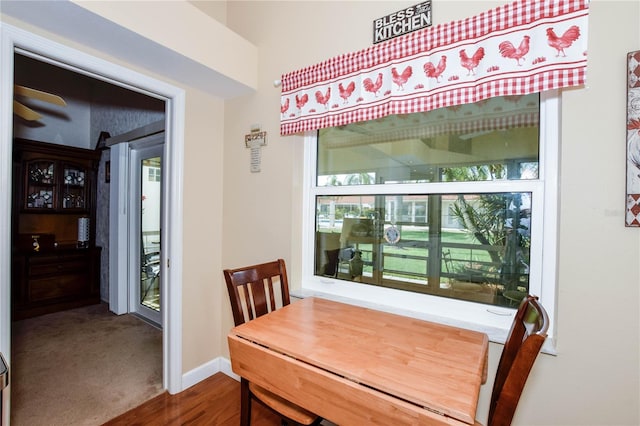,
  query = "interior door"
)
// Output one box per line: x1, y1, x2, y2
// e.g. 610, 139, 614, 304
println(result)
130, 143, 163, 325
